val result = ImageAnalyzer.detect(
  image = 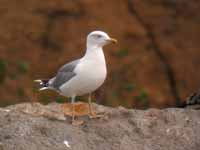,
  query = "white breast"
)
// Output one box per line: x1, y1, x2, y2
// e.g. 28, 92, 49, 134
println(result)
60, 48, 107, 97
